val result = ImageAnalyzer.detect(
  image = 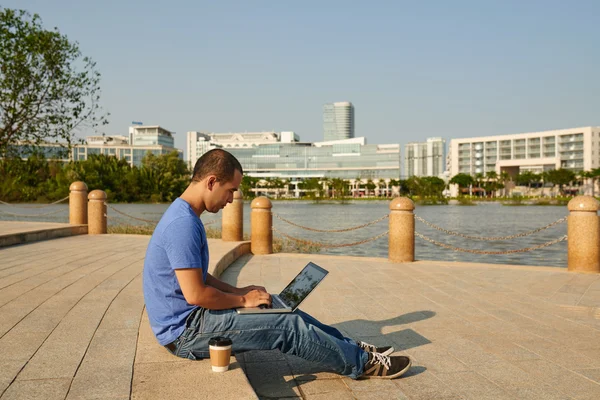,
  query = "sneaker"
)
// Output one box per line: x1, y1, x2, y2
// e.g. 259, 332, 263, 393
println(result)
360, 352, 411, 379
356, 340, 394, 356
